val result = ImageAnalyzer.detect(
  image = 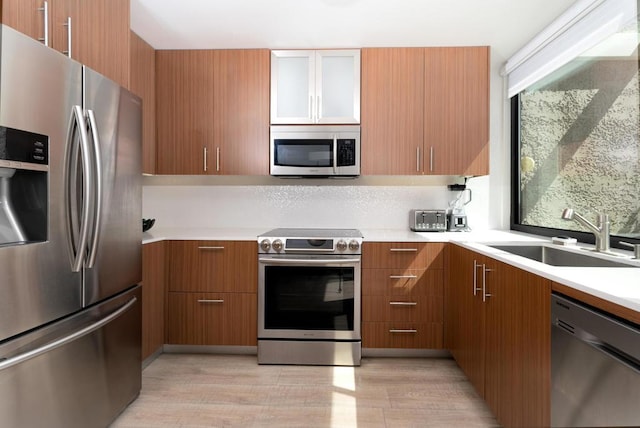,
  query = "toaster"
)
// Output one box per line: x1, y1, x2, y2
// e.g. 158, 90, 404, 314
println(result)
410, 209, 447, 232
